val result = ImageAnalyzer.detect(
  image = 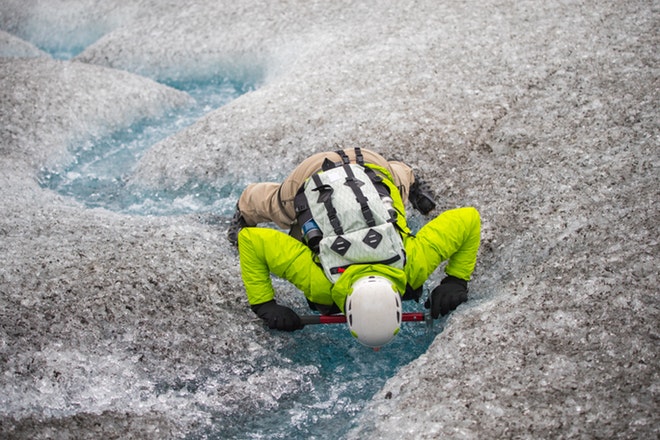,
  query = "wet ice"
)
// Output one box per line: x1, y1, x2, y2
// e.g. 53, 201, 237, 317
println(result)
1, 1, 658, 439
38, 77, 253, 216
